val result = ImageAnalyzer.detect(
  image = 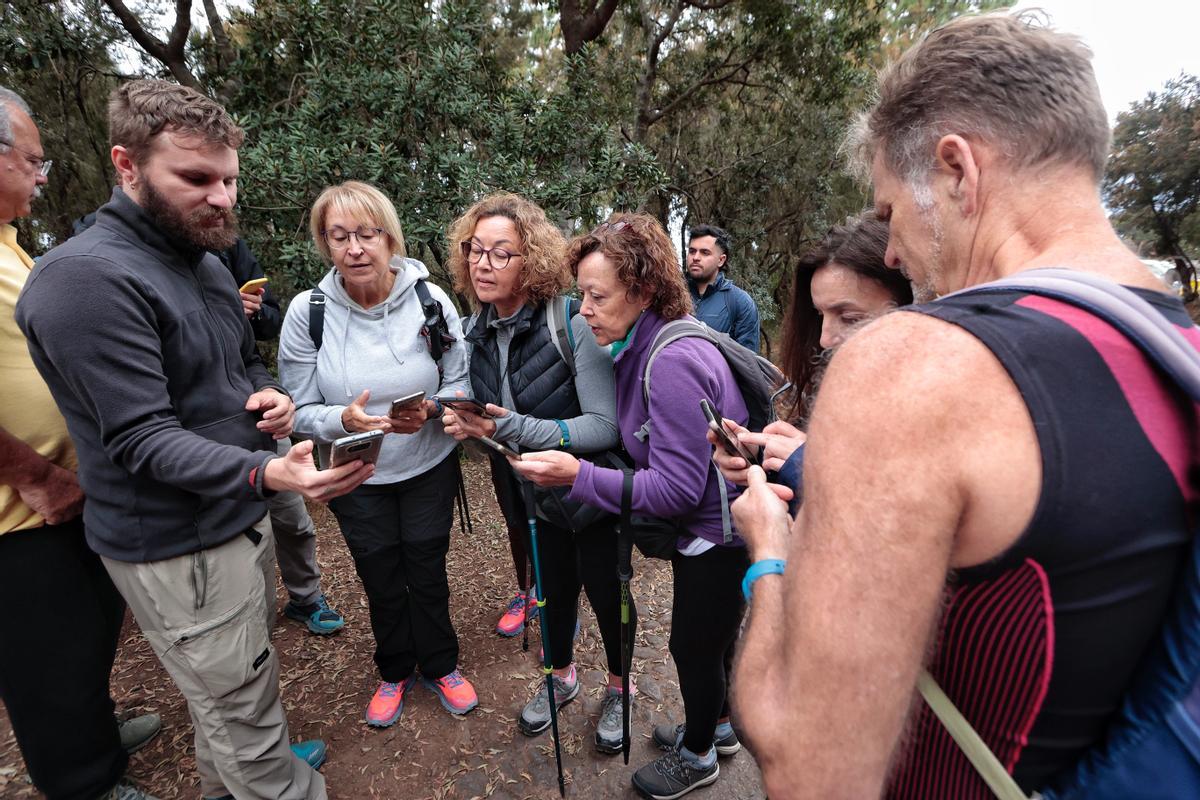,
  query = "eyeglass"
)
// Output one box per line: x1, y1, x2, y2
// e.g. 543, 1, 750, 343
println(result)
0, 139, 51, 177
592, 220, 630, 235
461, 241, 523, 270
322, 226, 385, 250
